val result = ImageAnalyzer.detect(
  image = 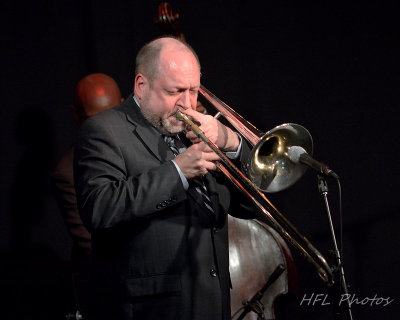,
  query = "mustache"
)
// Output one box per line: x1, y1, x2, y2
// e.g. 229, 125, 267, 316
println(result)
168, 109, 181, 119
171, 109, 201, 126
